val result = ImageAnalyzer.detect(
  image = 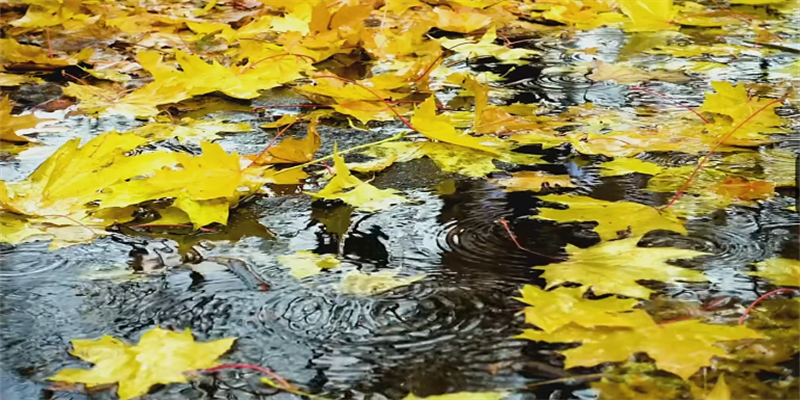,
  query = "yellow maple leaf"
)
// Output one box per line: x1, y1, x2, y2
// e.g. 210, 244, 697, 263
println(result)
0, 96, 54, 143
516, 285, 654, 333
587, 60, 689, 84
412, 96, 505, 155
0, 38, 93, 67
48, 327, 235, 400
492, 171, 574, 192
339, 269, 426, 296
0, 73, 44, 87
533, 237, 707, 298
597, 158, 664, 176
535, 195, 686, 241
10, 0, 86, 28
439, 26, 538, 65
519, 320, 762, 379
308, 143, 407, 212
619, 0, 680, 32
129, 117, 251, 143
432, 6, 493, 33
750, 258, 800, 287
699, 81, 784, 126
278, 251, 340, 279
252, 119, 321, 165
402, 392, 508, 400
